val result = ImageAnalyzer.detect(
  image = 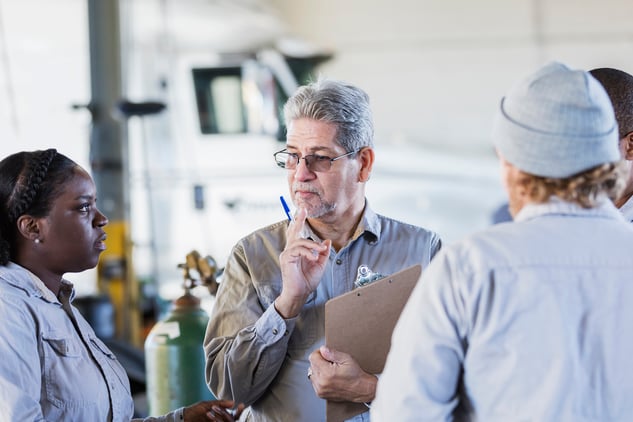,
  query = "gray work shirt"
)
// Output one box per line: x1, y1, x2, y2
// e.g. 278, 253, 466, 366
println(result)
204, 204, 441, 421
0, 262, 183, 422
372, 197, 633, 421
